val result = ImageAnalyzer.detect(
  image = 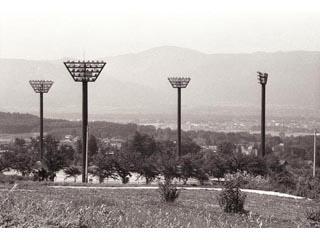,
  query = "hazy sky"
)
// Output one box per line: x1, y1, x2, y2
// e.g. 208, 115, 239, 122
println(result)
1, 0, 320, 59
